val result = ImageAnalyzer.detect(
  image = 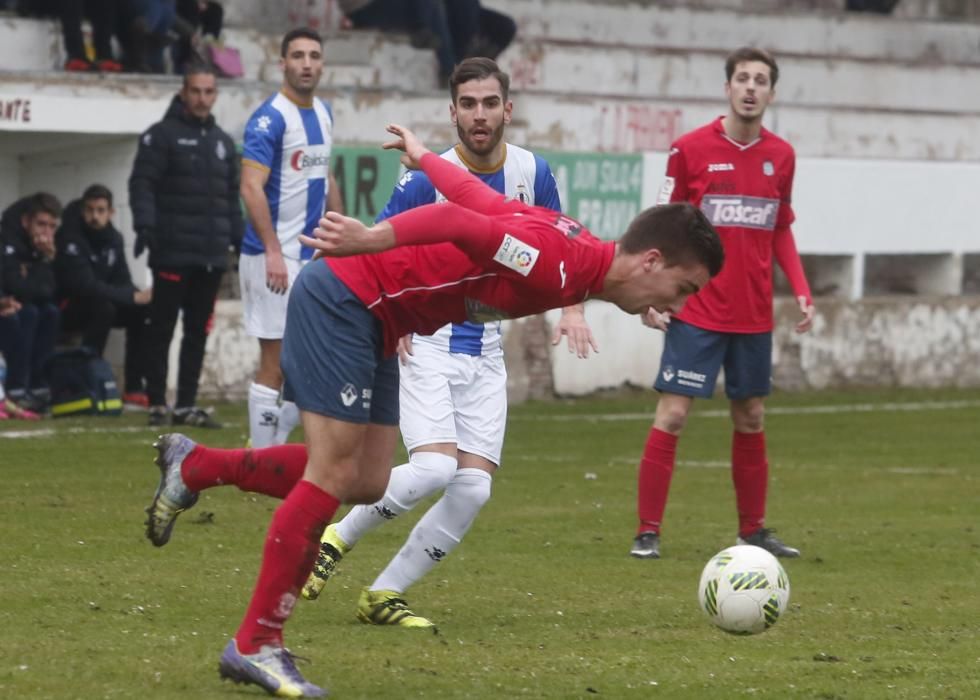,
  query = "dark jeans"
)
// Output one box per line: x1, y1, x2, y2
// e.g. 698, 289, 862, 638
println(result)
846, 0, 900, 12
349, 0, 456, 77
172, 0, 222, 72
0, 302, 59, 394
58, 0, 124, 61
144, 266, 223, 409
61, 296, 150, 393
